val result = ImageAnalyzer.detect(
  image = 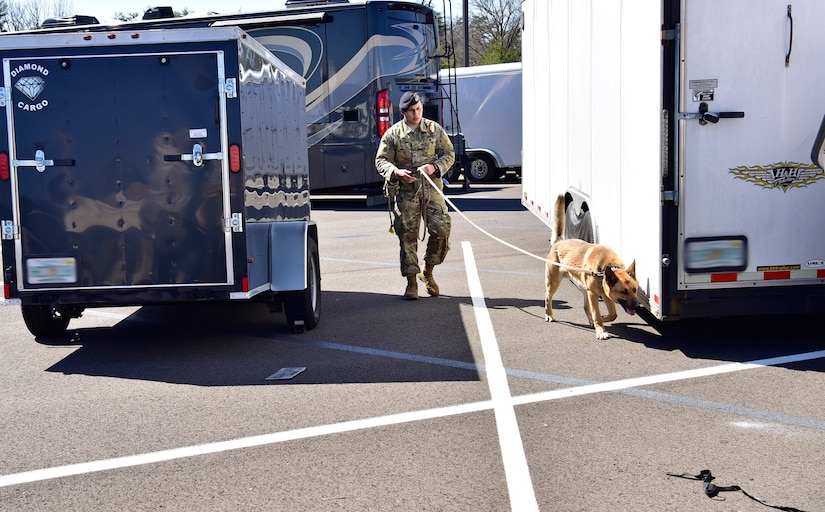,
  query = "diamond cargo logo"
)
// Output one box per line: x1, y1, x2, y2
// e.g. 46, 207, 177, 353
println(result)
729, 162, 824, 192
11, 62, 49, 112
